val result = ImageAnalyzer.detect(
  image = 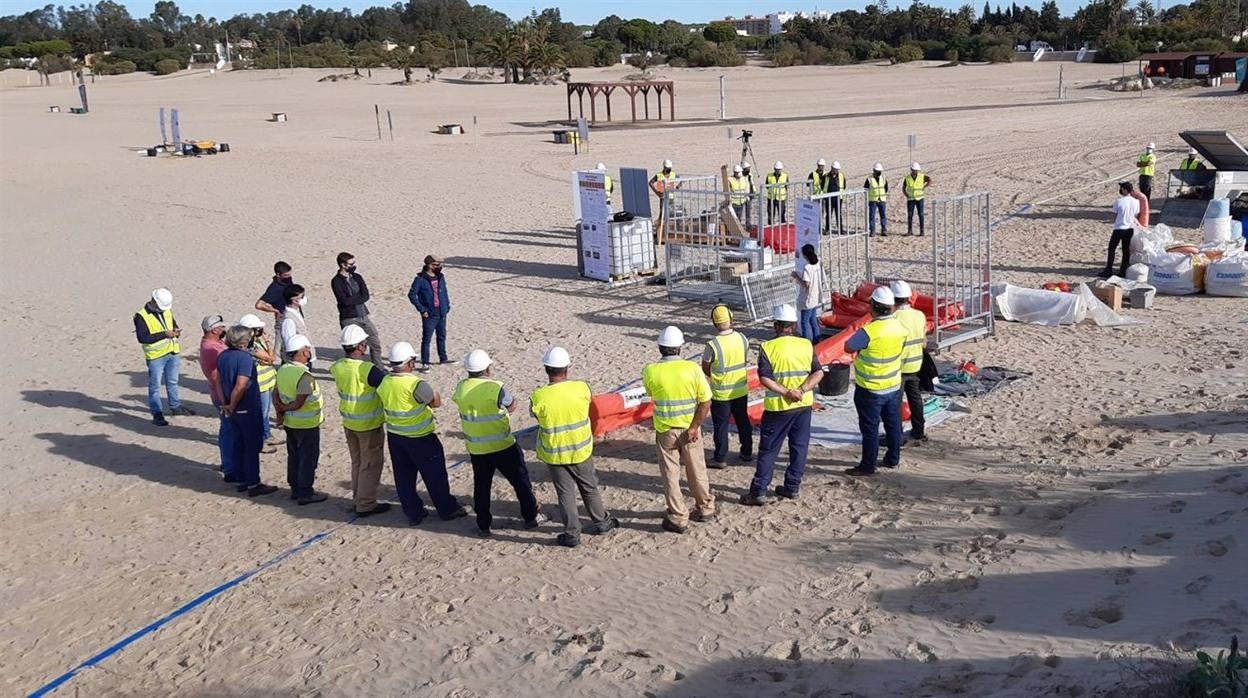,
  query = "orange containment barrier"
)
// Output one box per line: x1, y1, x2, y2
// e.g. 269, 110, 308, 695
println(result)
853, 282, 957, 330
756, 223, 797, 254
